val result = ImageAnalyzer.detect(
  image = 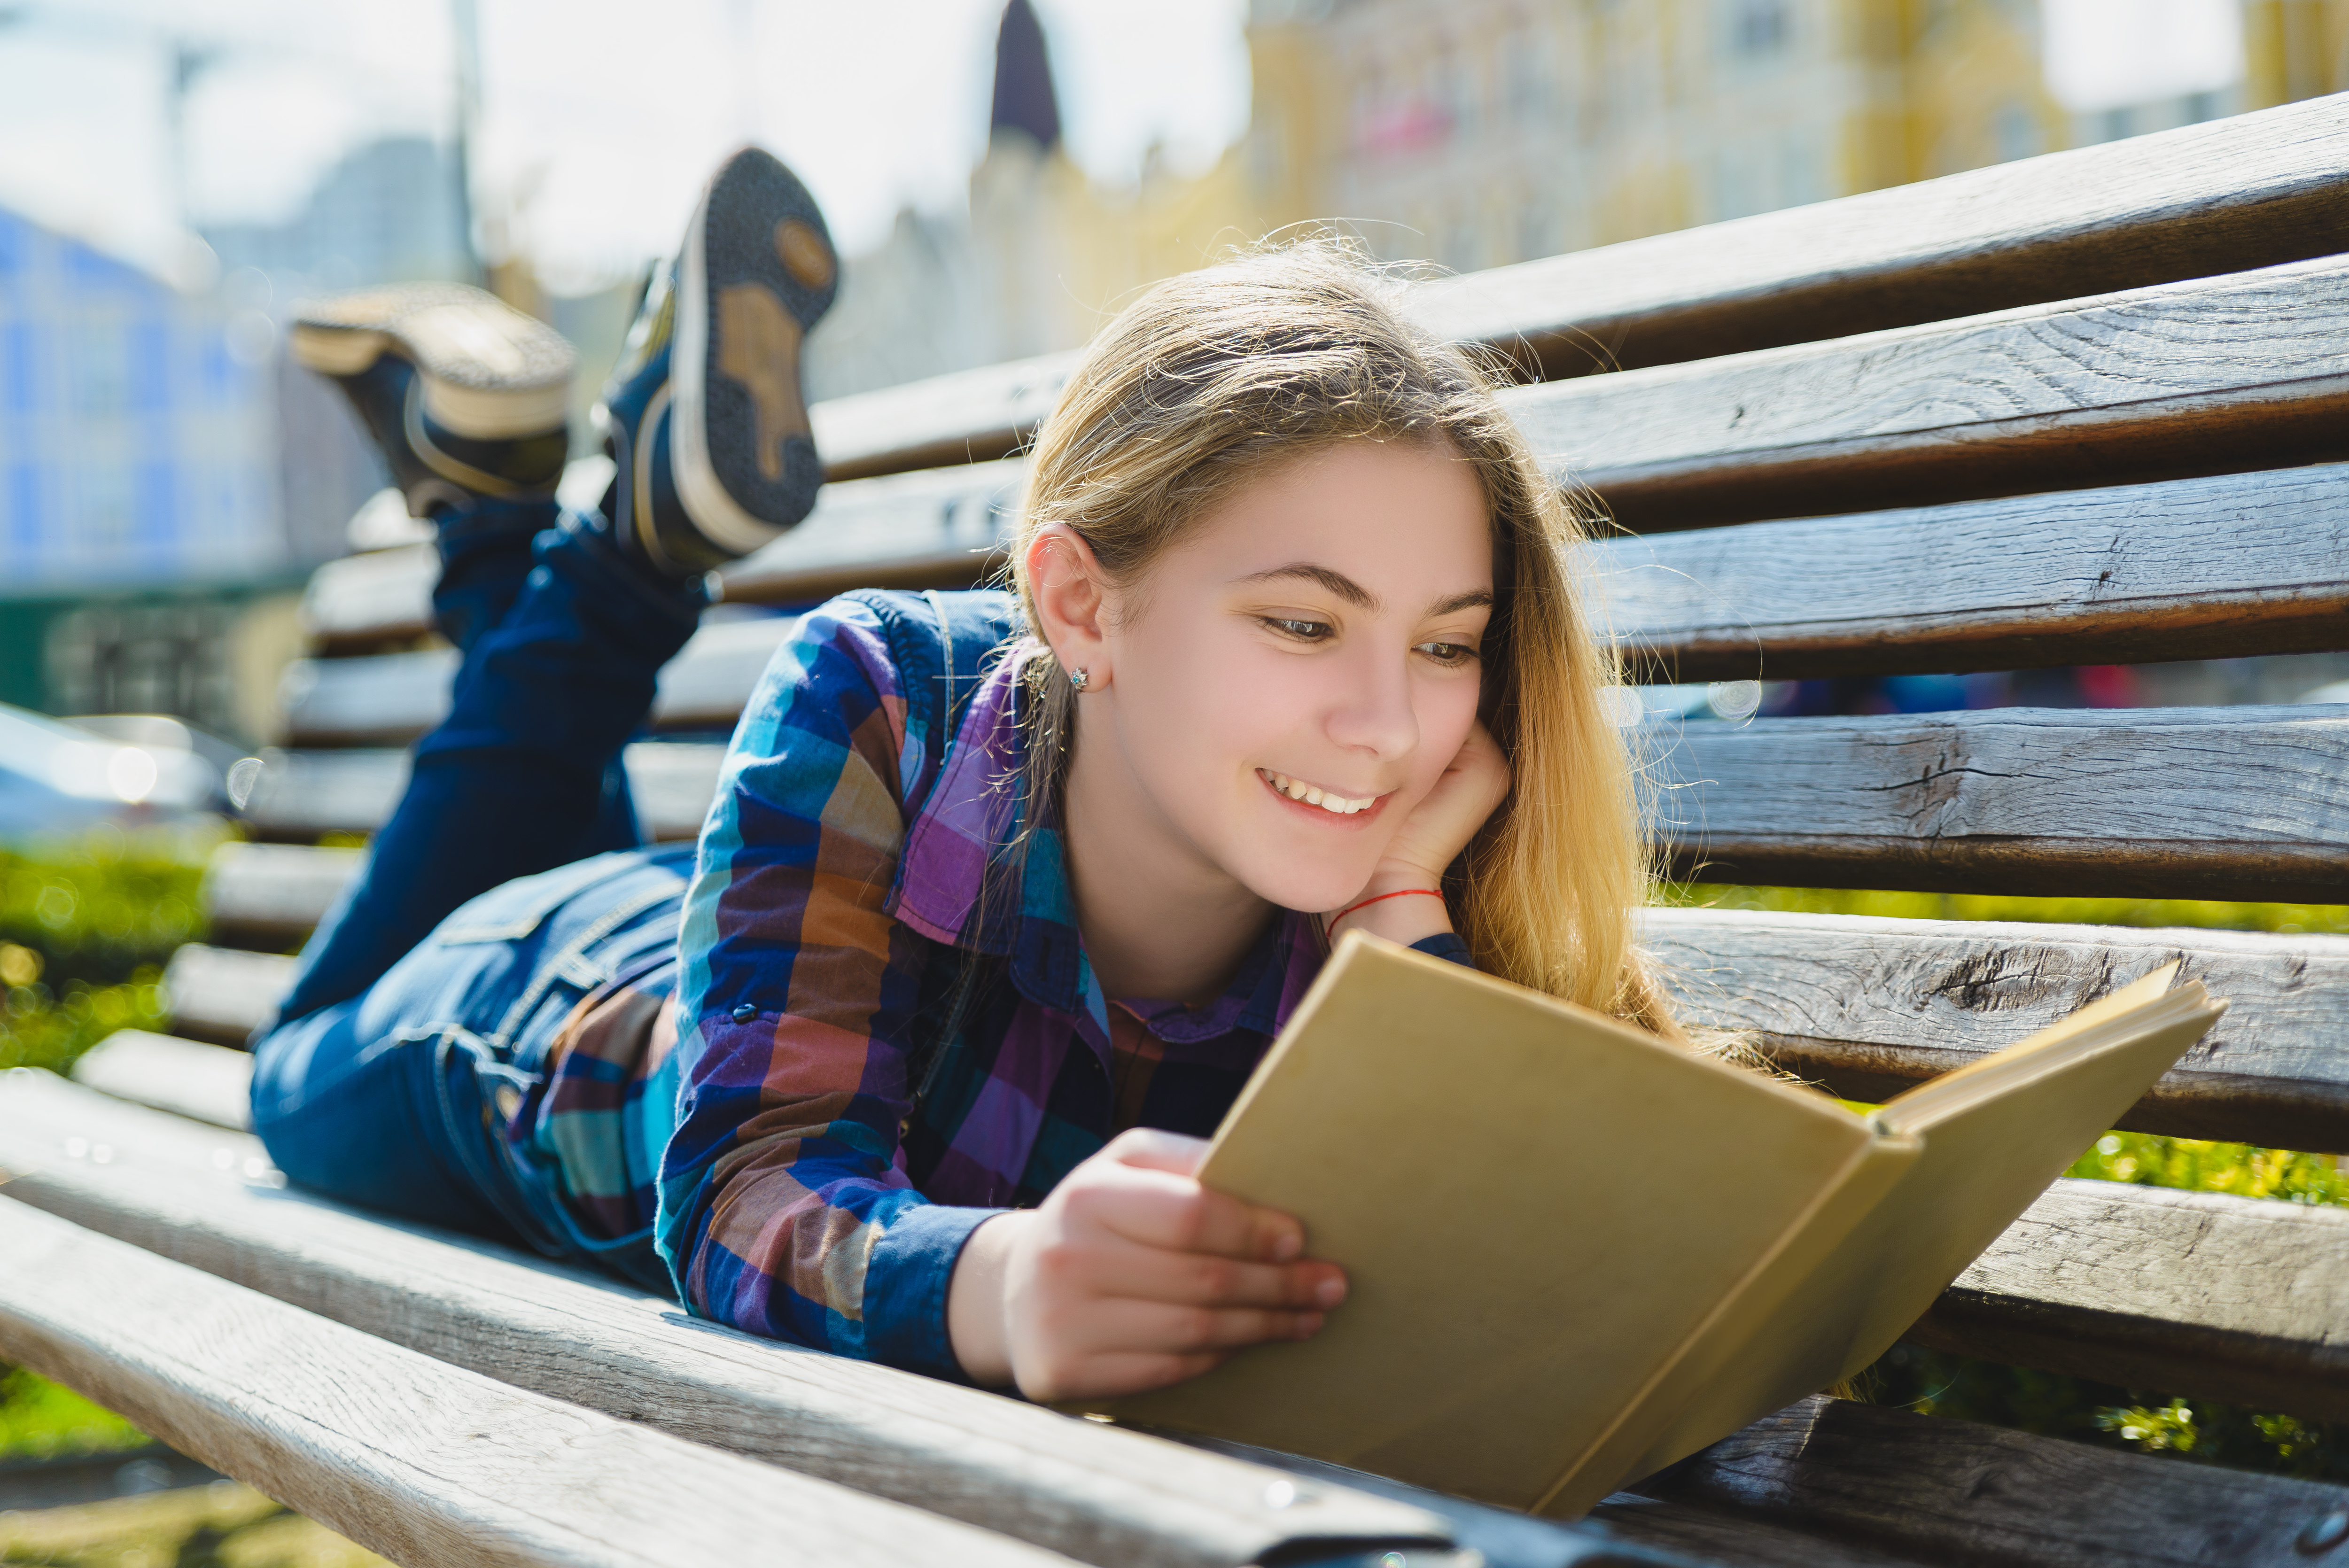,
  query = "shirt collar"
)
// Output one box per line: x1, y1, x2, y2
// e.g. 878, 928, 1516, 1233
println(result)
888, 645, 1323, 1042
